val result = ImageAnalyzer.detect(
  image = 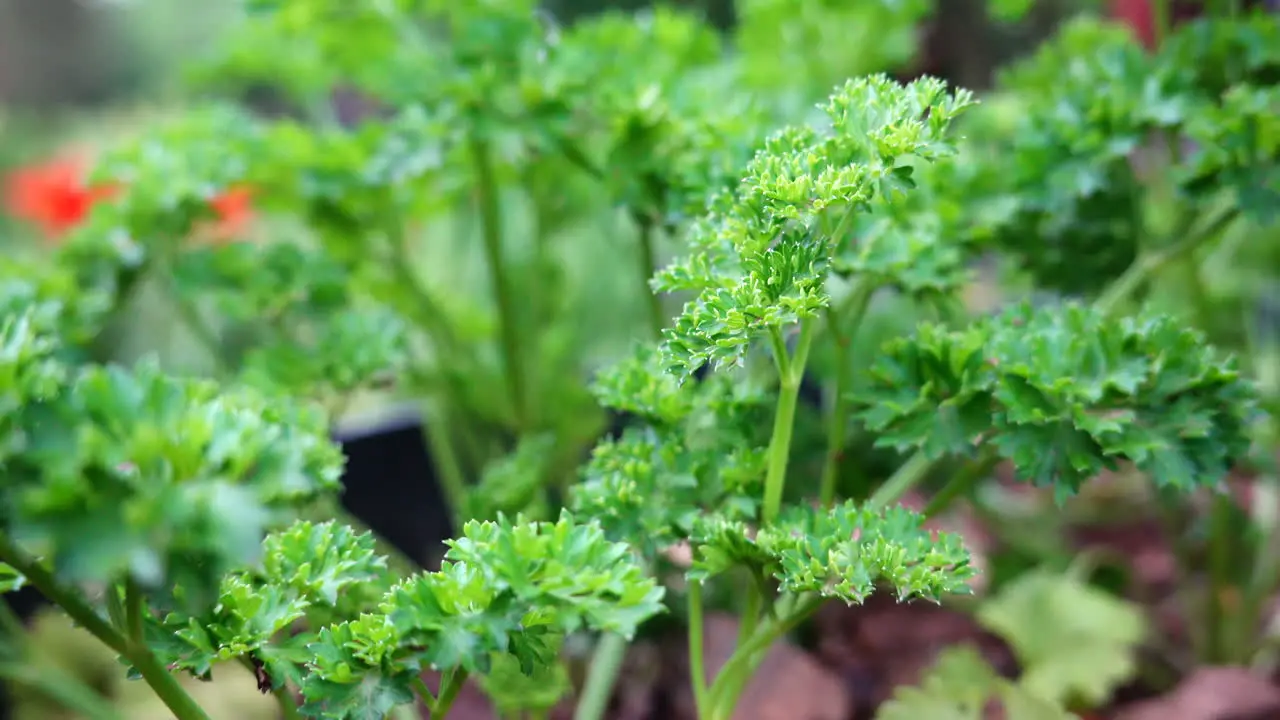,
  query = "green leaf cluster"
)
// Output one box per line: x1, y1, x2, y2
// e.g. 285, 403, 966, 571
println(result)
145, 520, 389, 685
572, 347, 773, 557
655, 75, 975, 377
690, 500, 975, 605
854, 301, 1258, 497
960, 14, 1280, 294
0, 278, 344, 608
298, 512, 663, 719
